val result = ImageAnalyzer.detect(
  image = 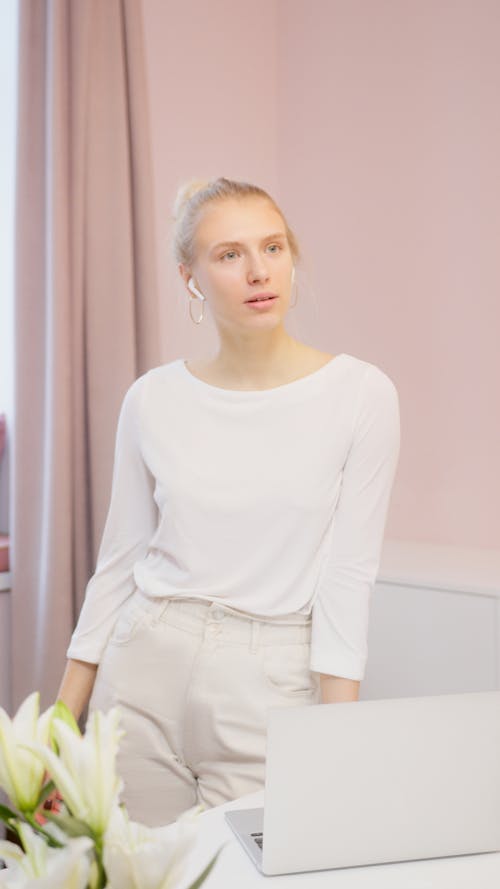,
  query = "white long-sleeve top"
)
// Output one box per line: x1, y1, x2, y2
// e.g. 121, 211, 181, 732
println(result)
67, 352, 401, 680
